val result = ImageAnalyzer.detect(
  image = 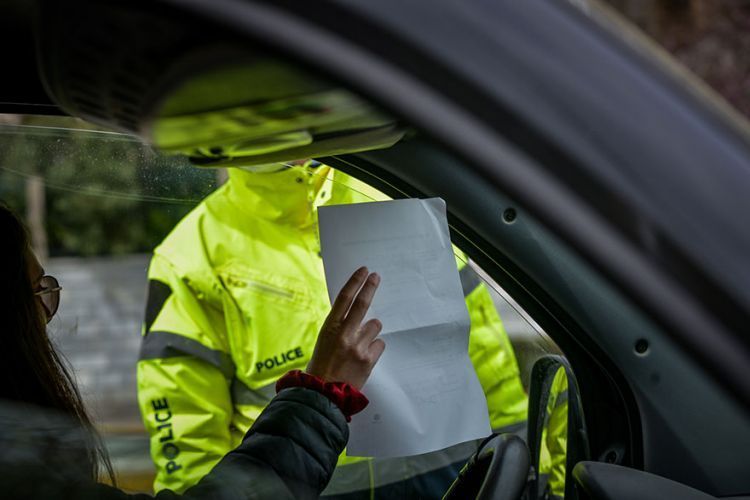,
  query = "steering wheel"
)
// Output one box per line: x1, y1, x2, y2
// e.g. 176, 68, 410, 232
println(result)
443, 433, 530, 500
